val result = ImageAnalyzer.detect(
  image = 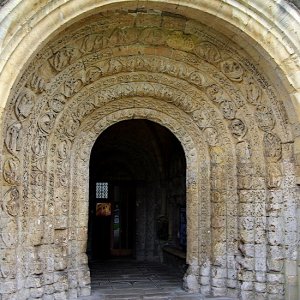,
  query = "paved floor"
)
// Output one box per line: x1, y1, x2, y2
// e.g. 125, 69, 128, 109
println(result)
79, 259, 236, 300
